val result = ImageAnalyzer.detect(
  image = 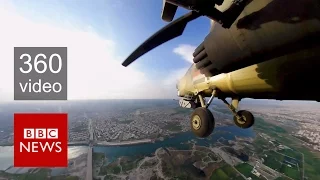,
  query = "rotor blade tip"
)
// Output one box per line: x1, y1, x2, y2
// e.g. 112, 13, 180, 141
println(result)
121, 63, 128, 67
